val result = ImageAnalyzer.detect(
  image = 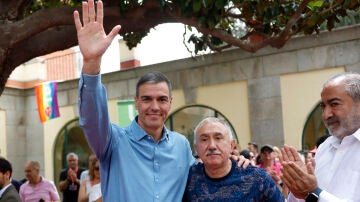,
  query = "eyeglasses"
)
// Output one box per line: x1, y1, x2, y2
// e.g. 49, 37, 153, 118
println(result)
94, 167, 99, 171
